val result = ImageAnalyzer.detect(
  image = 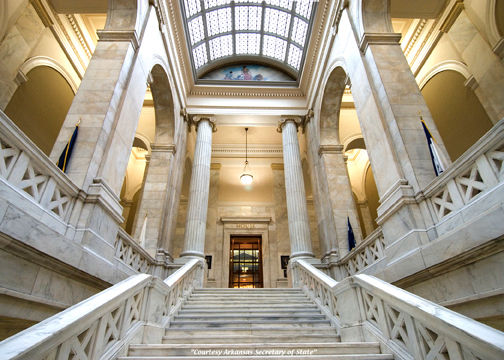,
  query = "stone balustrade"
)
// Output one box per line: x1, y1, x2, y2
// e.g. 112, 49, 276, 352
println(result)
0, 258, 205, 360
423, 119, 504, 222
291, 259, 504, 360
338, 228, 385, 276
0, 110, 79, 222
115, 228, 155, 274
